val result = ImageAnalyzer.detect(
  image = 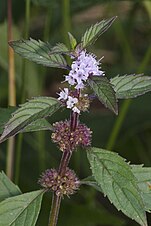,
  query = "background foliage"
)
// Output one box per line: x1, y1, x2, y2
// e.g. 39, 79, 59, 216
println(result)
0, 0, 151, 226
